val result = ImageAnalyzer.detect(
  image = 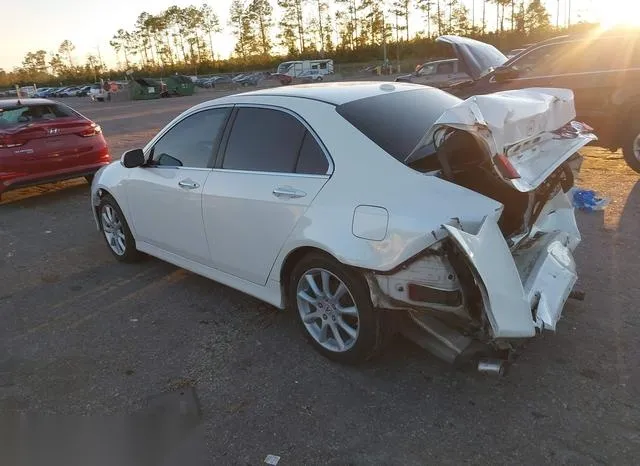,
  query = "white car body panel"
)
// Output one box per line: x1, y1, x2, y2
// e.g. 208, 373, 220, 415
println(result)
202, 170, 329, 285
91, 83, 586, 345
124, 166, 212, 265
444, 213, 535, 338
